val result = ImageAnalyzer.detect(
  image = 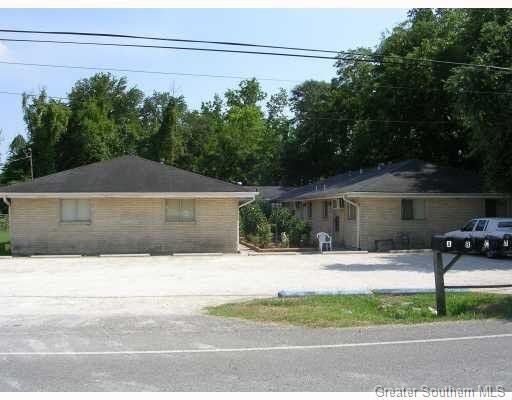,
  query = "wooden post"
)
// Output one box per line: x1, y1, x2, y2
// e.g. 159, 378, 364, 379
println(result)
433, 250, 446, 316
